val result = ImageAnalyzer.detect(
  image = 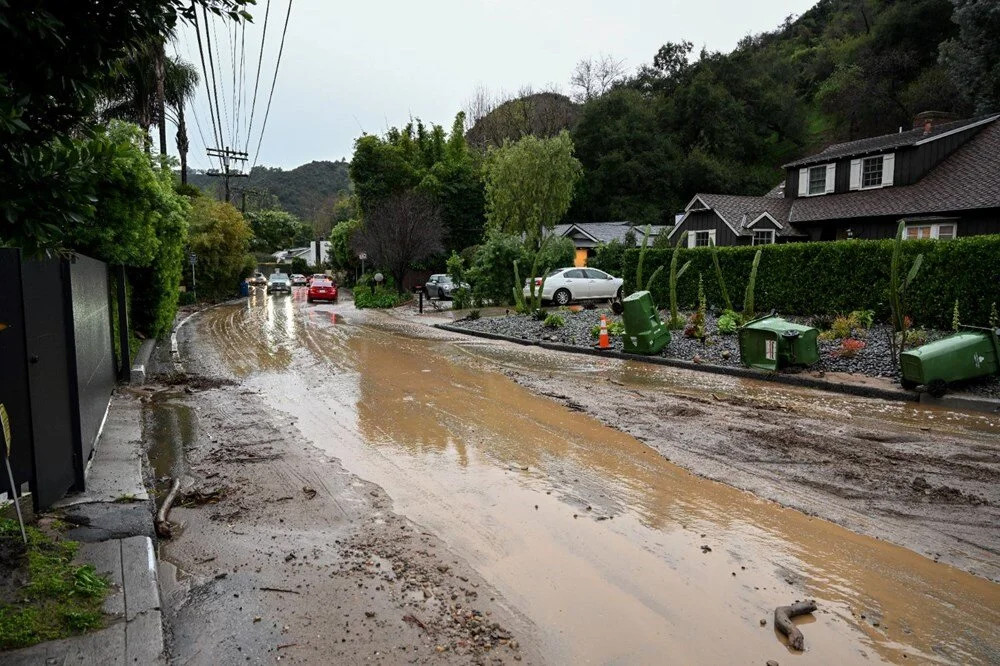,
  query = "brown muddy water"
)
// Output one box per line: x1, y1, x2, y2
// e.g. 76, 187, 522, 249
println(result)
188, 293, 1000, 665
